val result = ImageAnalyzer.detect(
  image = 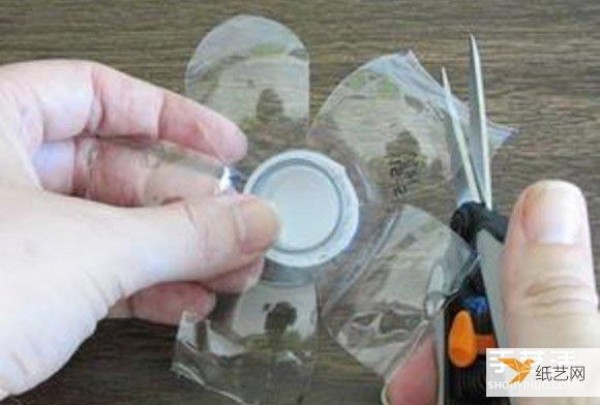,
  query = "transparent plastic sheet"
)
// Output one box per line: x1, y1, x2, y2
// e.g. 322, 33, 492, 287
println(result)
307, 52, 515, 221
82, 138, 237, 203
317, 205, 477, 379
169, 15, 516, 405
173, 284, 317, 405
185, 14, 310, 174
